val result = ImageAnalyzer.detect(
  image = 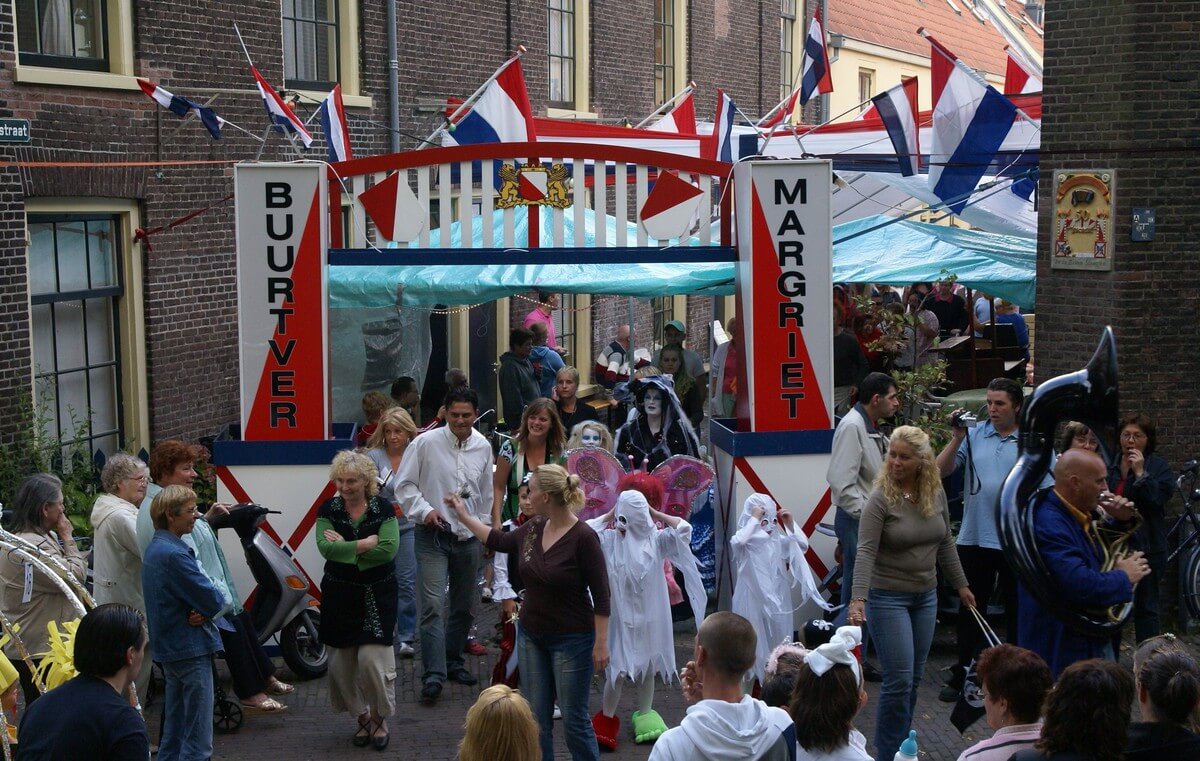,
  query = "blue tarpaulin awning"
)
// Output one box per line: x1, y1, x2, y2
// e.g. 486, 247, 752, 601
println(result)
328, 211, 1036, 310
